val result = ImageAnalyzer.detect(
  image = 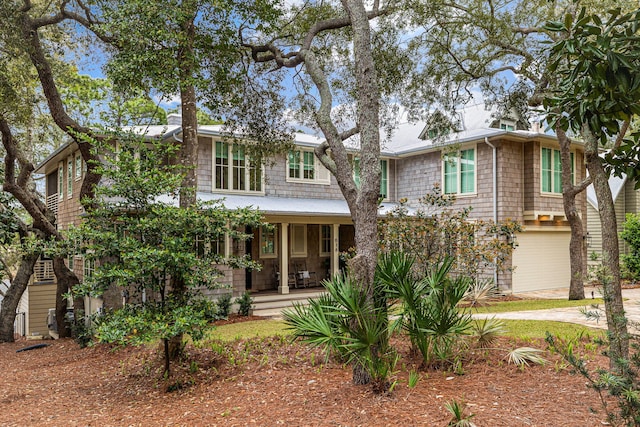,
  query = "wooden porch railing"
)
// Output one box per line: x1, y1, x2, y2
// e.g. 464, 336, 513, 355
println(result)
46, 194, 58, 217
34, 259, 55, 283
